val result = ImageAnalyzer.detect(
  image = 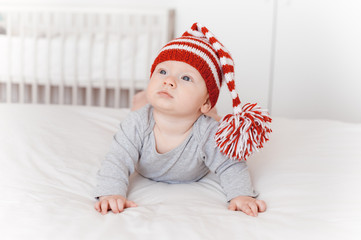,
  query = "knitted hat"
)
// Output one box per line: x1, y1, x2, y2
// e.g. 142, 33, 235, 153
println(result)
150, 23, 272, 161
